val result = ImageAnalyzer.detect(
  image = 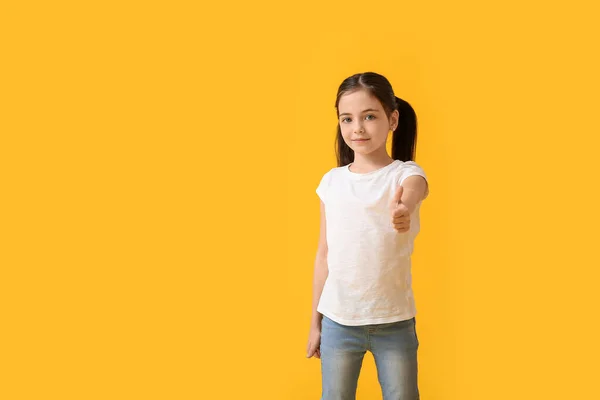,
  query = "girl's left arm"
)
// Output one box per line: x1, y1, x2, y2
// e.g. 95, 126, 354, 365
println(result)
400, 175, 429, 214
